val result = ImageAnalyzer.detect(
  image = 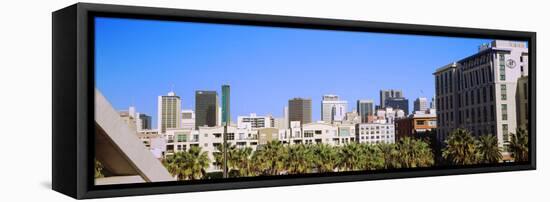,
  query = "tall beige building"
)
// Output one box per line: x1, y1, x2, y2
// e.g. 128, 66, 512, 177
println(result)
157, 91, 181, 133
434, 40, 528, 153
